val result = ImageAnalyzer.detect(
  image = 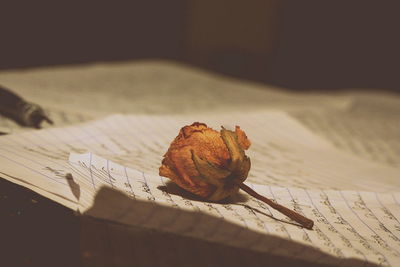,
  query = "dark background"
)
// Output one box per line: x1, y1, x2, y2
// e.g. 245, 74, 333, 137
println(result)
1, 0, 399, 90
